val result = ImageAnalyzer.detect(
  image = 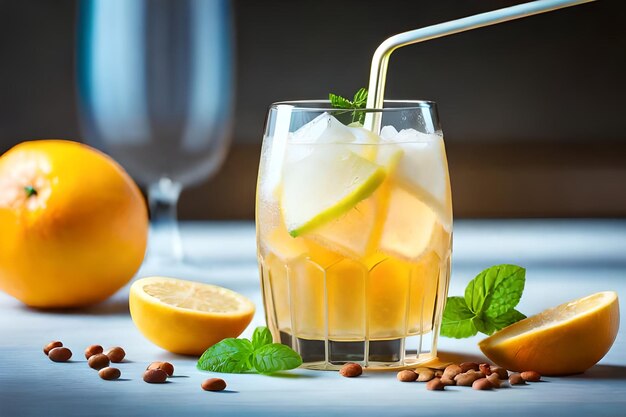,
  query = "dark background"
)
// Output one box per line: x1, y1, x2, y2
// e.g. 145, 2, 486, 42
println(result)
1, 0, 625, 219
